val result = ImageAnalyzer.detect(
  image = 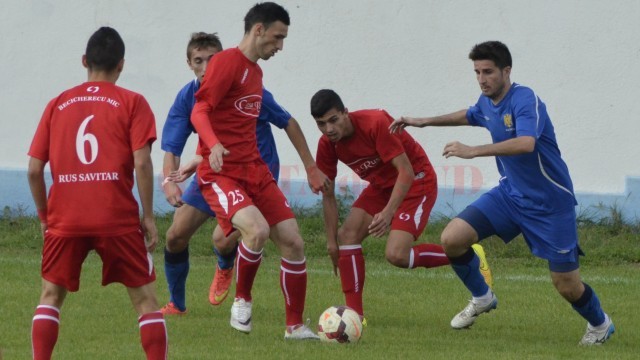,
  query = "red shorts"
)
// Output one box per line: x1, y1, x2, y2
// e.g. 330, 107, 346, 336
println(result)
198, 161, 295, 236
352, 174, 437, 239
41, 228, 155, 292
